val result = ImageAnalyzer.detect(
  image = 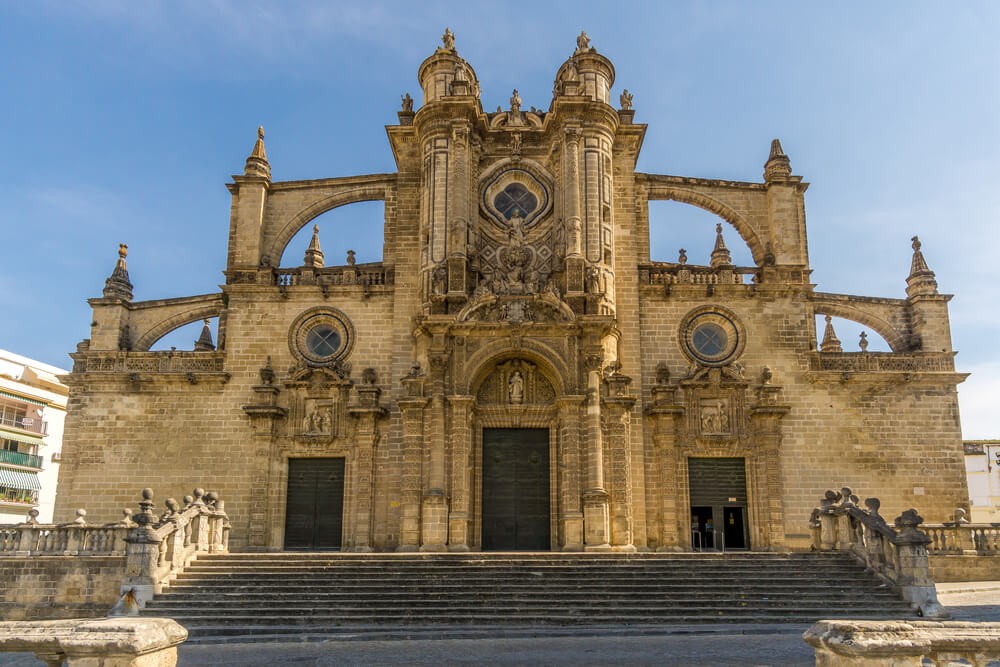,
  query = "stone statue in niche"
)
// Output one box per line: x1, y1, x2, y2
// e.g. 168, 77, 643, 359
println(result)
586, 266, 604, 294
432, 266, 448, 295
700, 399, 730, 434
508, 371, 524, 404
